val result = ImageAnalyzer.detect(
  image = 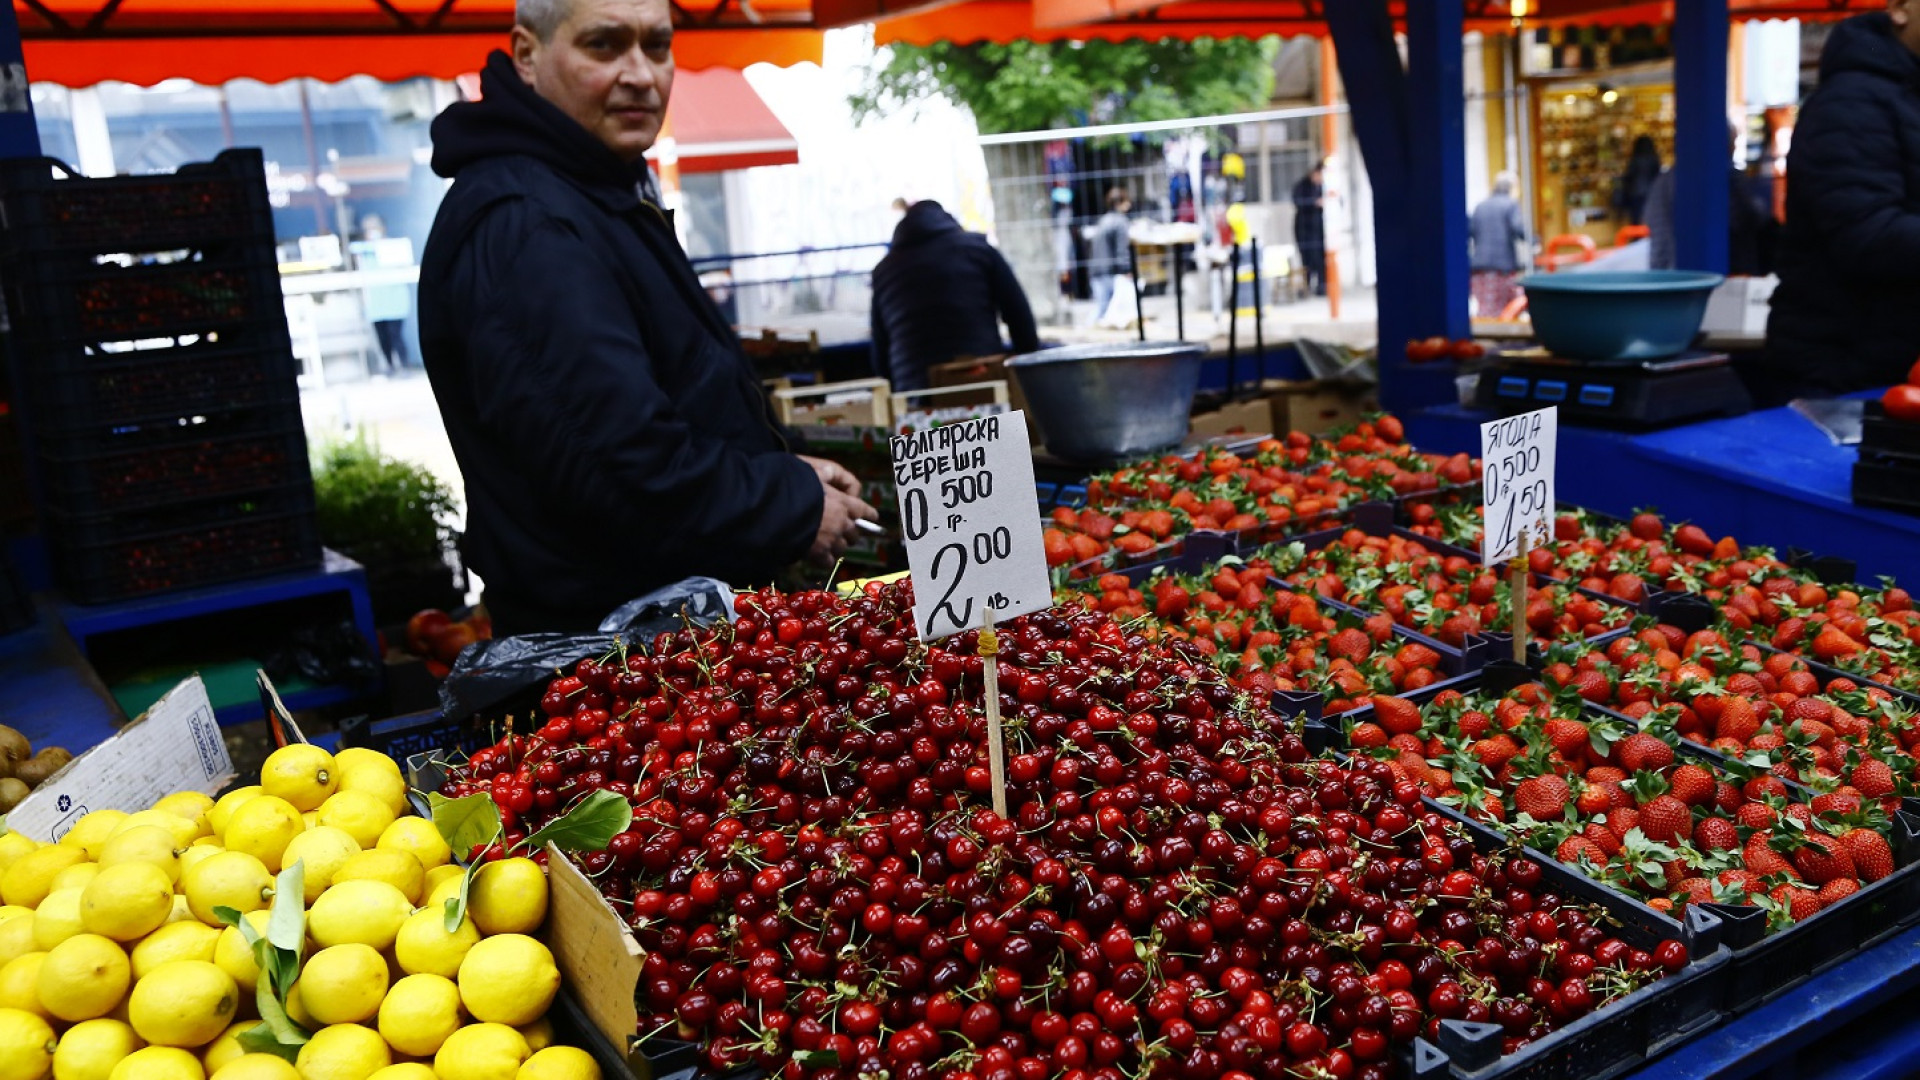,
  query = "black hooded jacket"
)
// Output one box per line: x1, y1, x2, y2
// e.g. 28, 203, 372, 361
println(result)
869, 201, 1040, 392
1764, 14, 1920, 392
419, 51, 820, 633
